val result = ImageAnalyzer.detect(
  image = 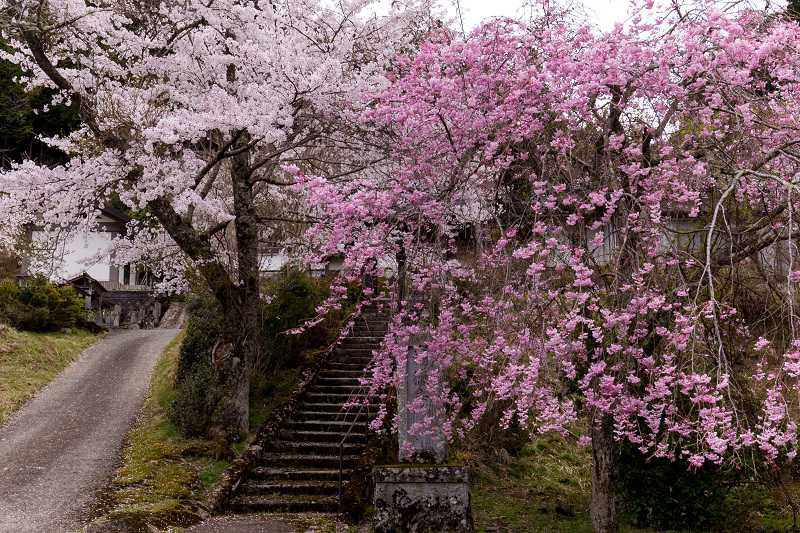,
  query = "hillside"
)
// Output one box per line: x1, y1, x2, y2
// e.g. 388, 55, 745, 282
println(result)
0, 324, 98, 427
